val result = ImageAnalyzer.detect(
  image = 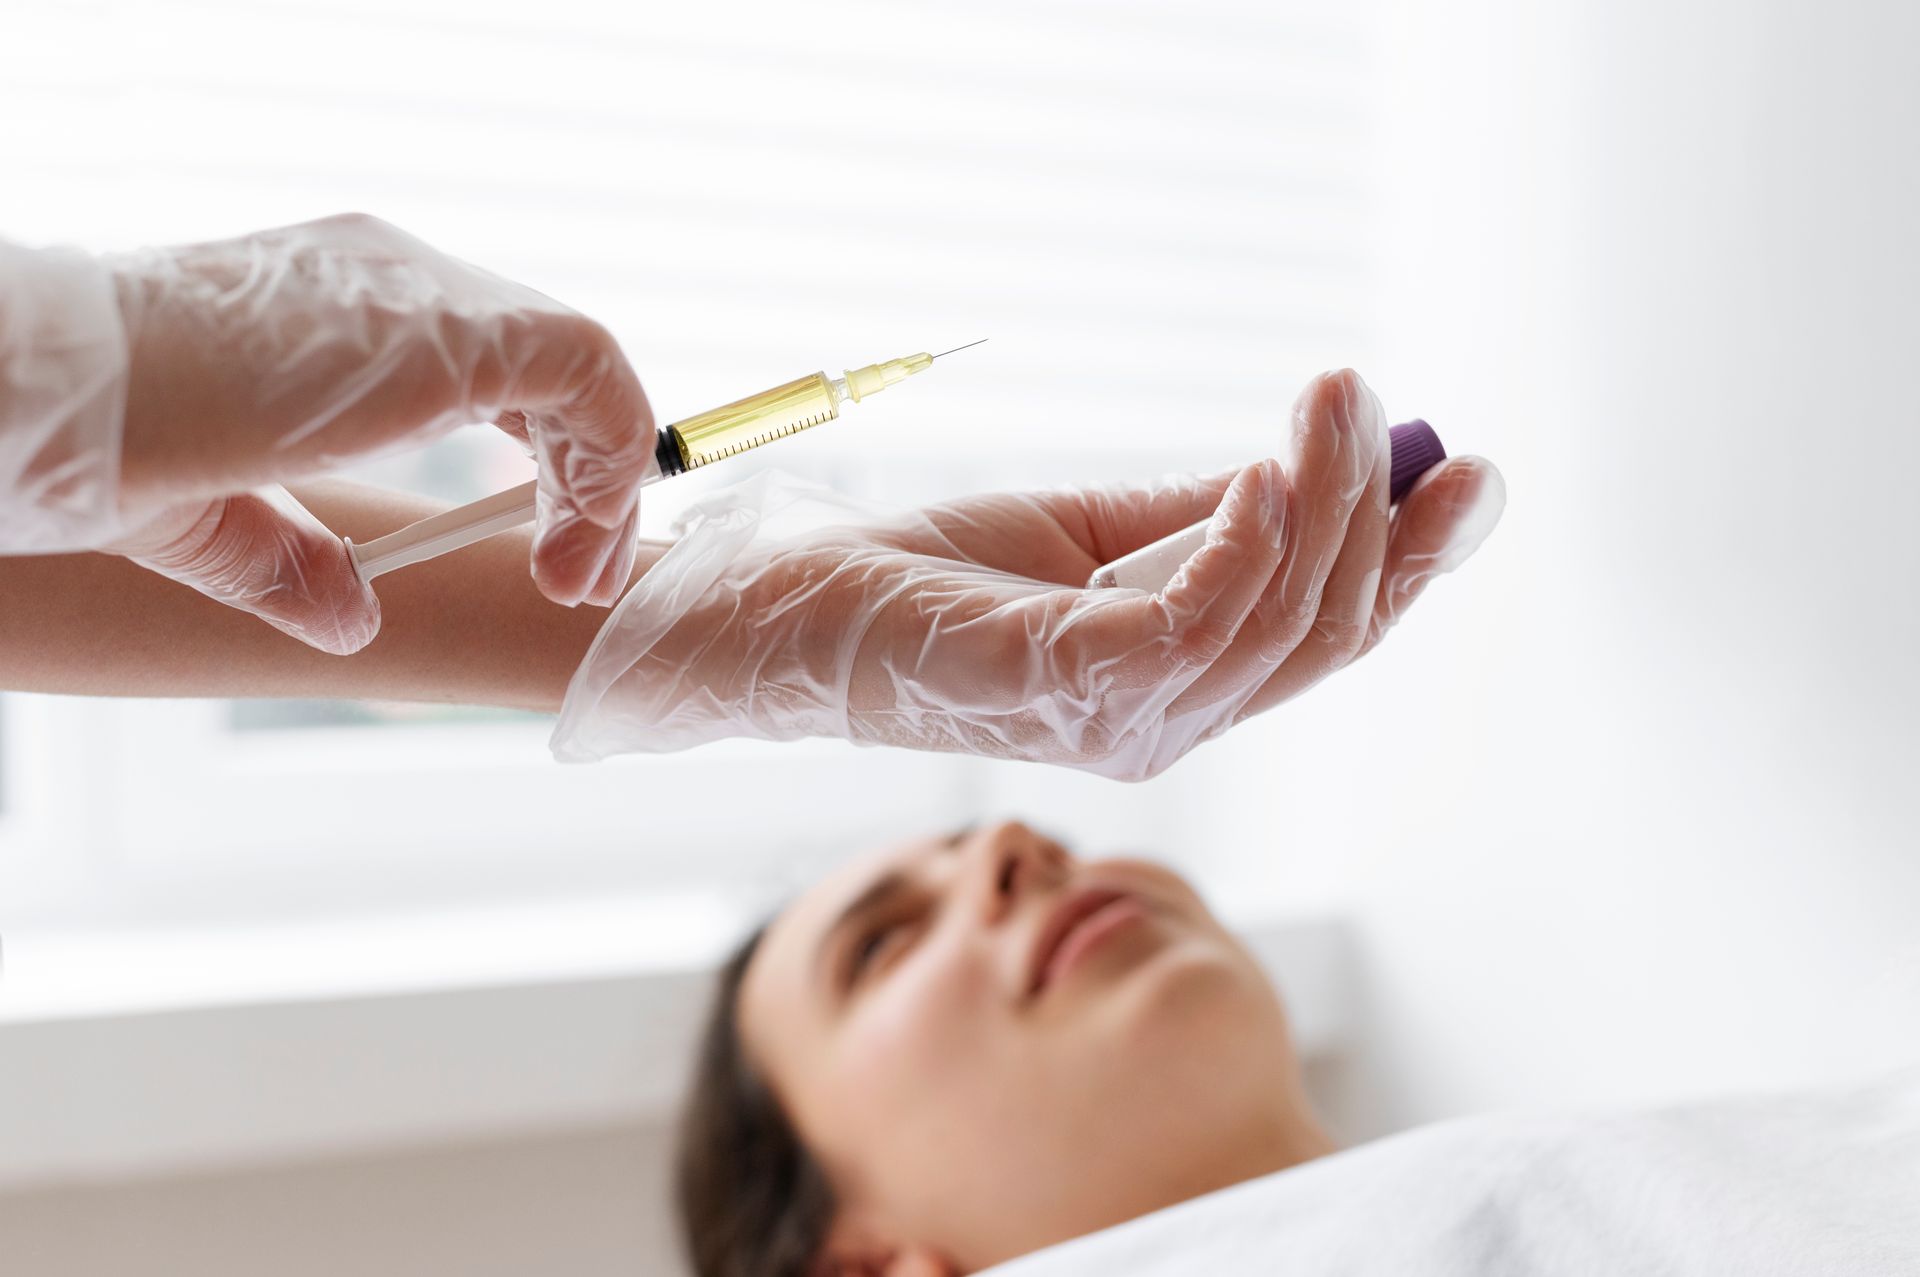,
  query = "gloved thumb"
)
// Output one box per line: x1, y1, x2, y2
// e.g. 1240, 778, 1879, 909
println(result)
110, 486, 382, 655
